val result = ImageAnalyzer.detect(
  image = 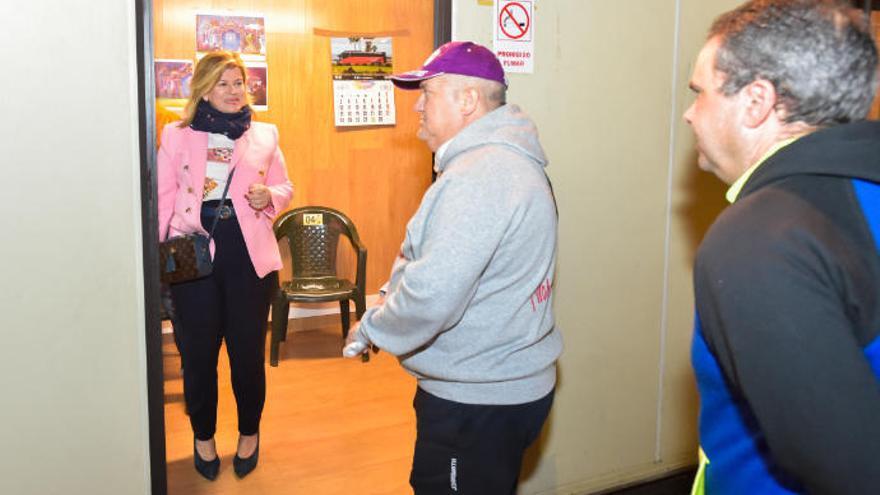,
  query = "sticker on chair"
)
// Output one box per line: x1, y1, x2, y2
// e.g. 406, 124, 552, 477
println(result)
303, 213, 324, 226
